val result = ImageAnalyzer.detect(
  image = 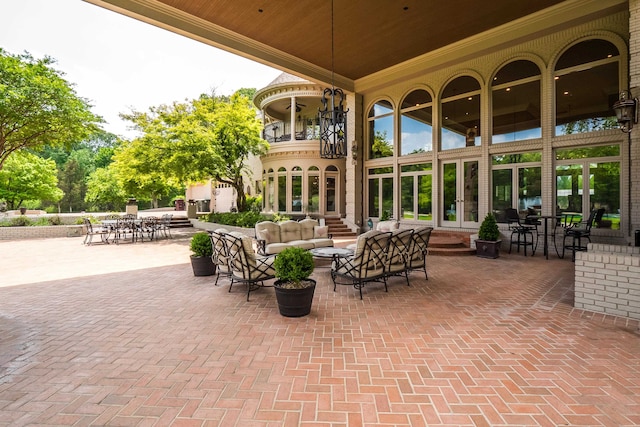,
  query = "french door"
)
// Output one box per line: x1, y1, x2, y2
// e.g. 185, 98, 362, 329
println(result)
441, 159, 479, 228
